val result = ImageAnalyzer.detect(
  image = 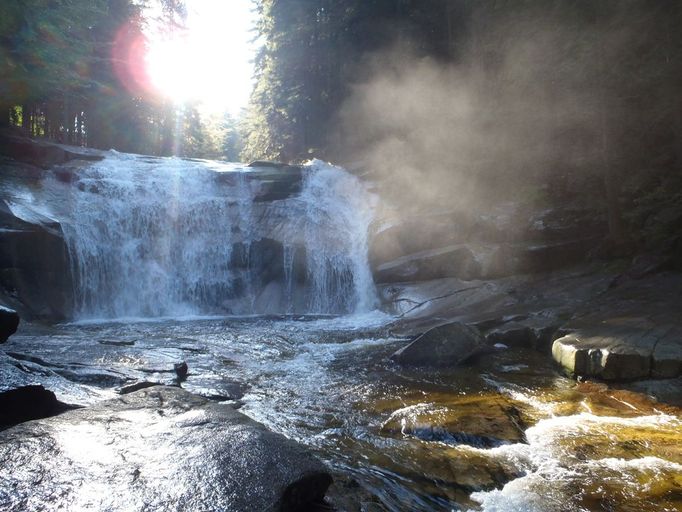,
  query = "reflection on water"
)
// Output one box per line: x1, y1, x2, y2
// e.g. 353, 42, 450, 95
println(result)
5, 315, 682, 511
